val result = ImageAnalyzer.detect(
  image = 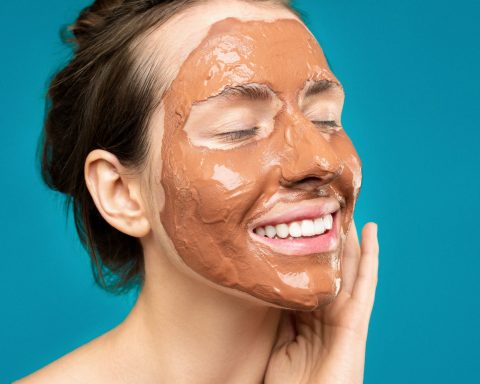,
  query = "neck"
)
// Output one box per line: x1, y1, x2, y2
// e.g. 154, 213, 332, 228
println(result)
109, 246, 282, 384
